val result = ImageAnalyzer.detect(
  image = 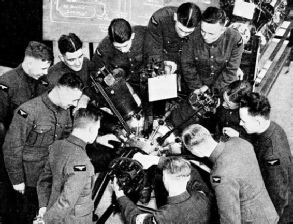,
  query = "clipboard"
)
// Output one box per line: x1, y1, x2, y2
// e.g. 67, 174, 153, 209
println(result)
148, 74, 178, 102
